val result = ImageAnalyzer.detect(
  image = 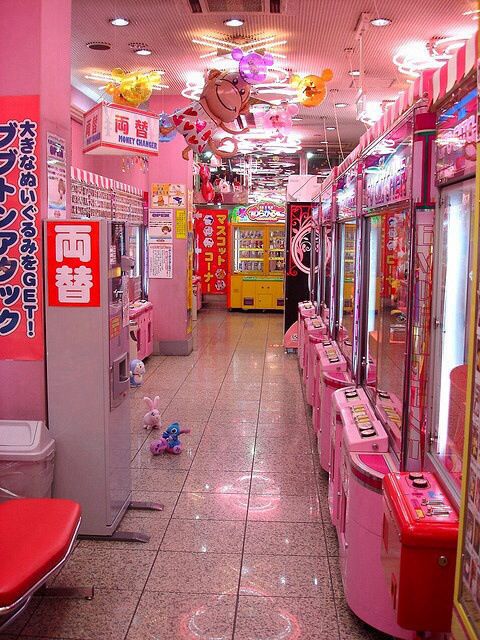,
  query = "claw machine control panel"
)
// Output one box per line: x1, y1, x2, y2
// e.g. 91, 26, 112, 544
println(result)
45, 219, 133, 536
228, 204, 286, 311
